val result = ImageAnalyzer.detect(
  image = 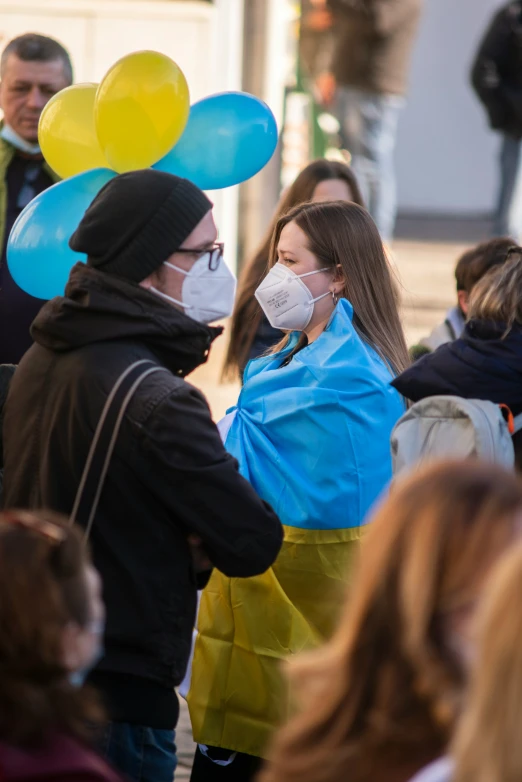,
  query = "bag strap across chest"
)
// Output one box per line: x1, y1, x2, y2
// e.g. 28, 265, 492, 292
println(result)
70, 359, 170, 541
